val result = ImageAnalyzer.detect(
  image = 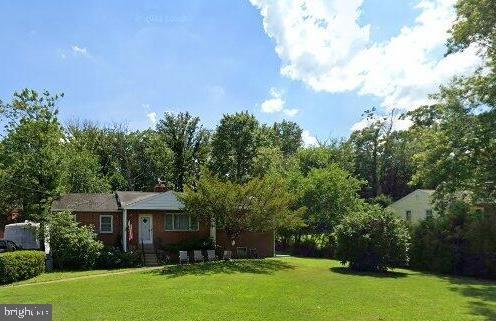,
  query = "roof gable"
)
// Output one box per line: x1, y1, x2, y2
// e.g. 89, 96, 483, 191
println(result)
119, 191, 184, 210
